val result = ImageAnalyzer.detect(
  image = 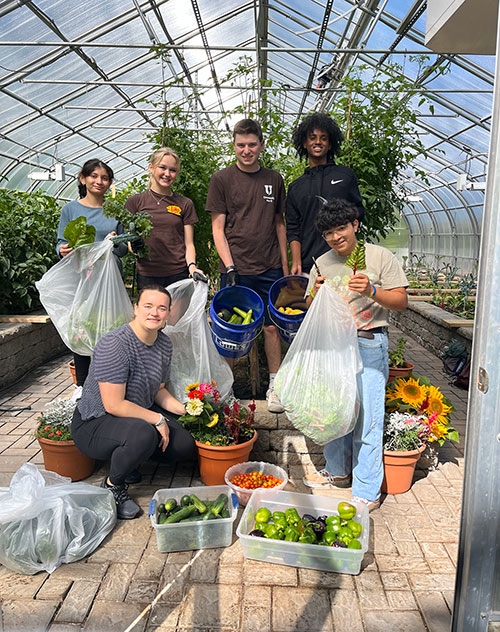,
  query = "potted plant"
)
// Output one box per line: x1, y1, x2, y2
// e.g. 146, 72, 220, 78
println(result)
382, 374, 458, 494
34, 397, 95, 481
388, 337, 415, 380
178, 381, 257, 485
